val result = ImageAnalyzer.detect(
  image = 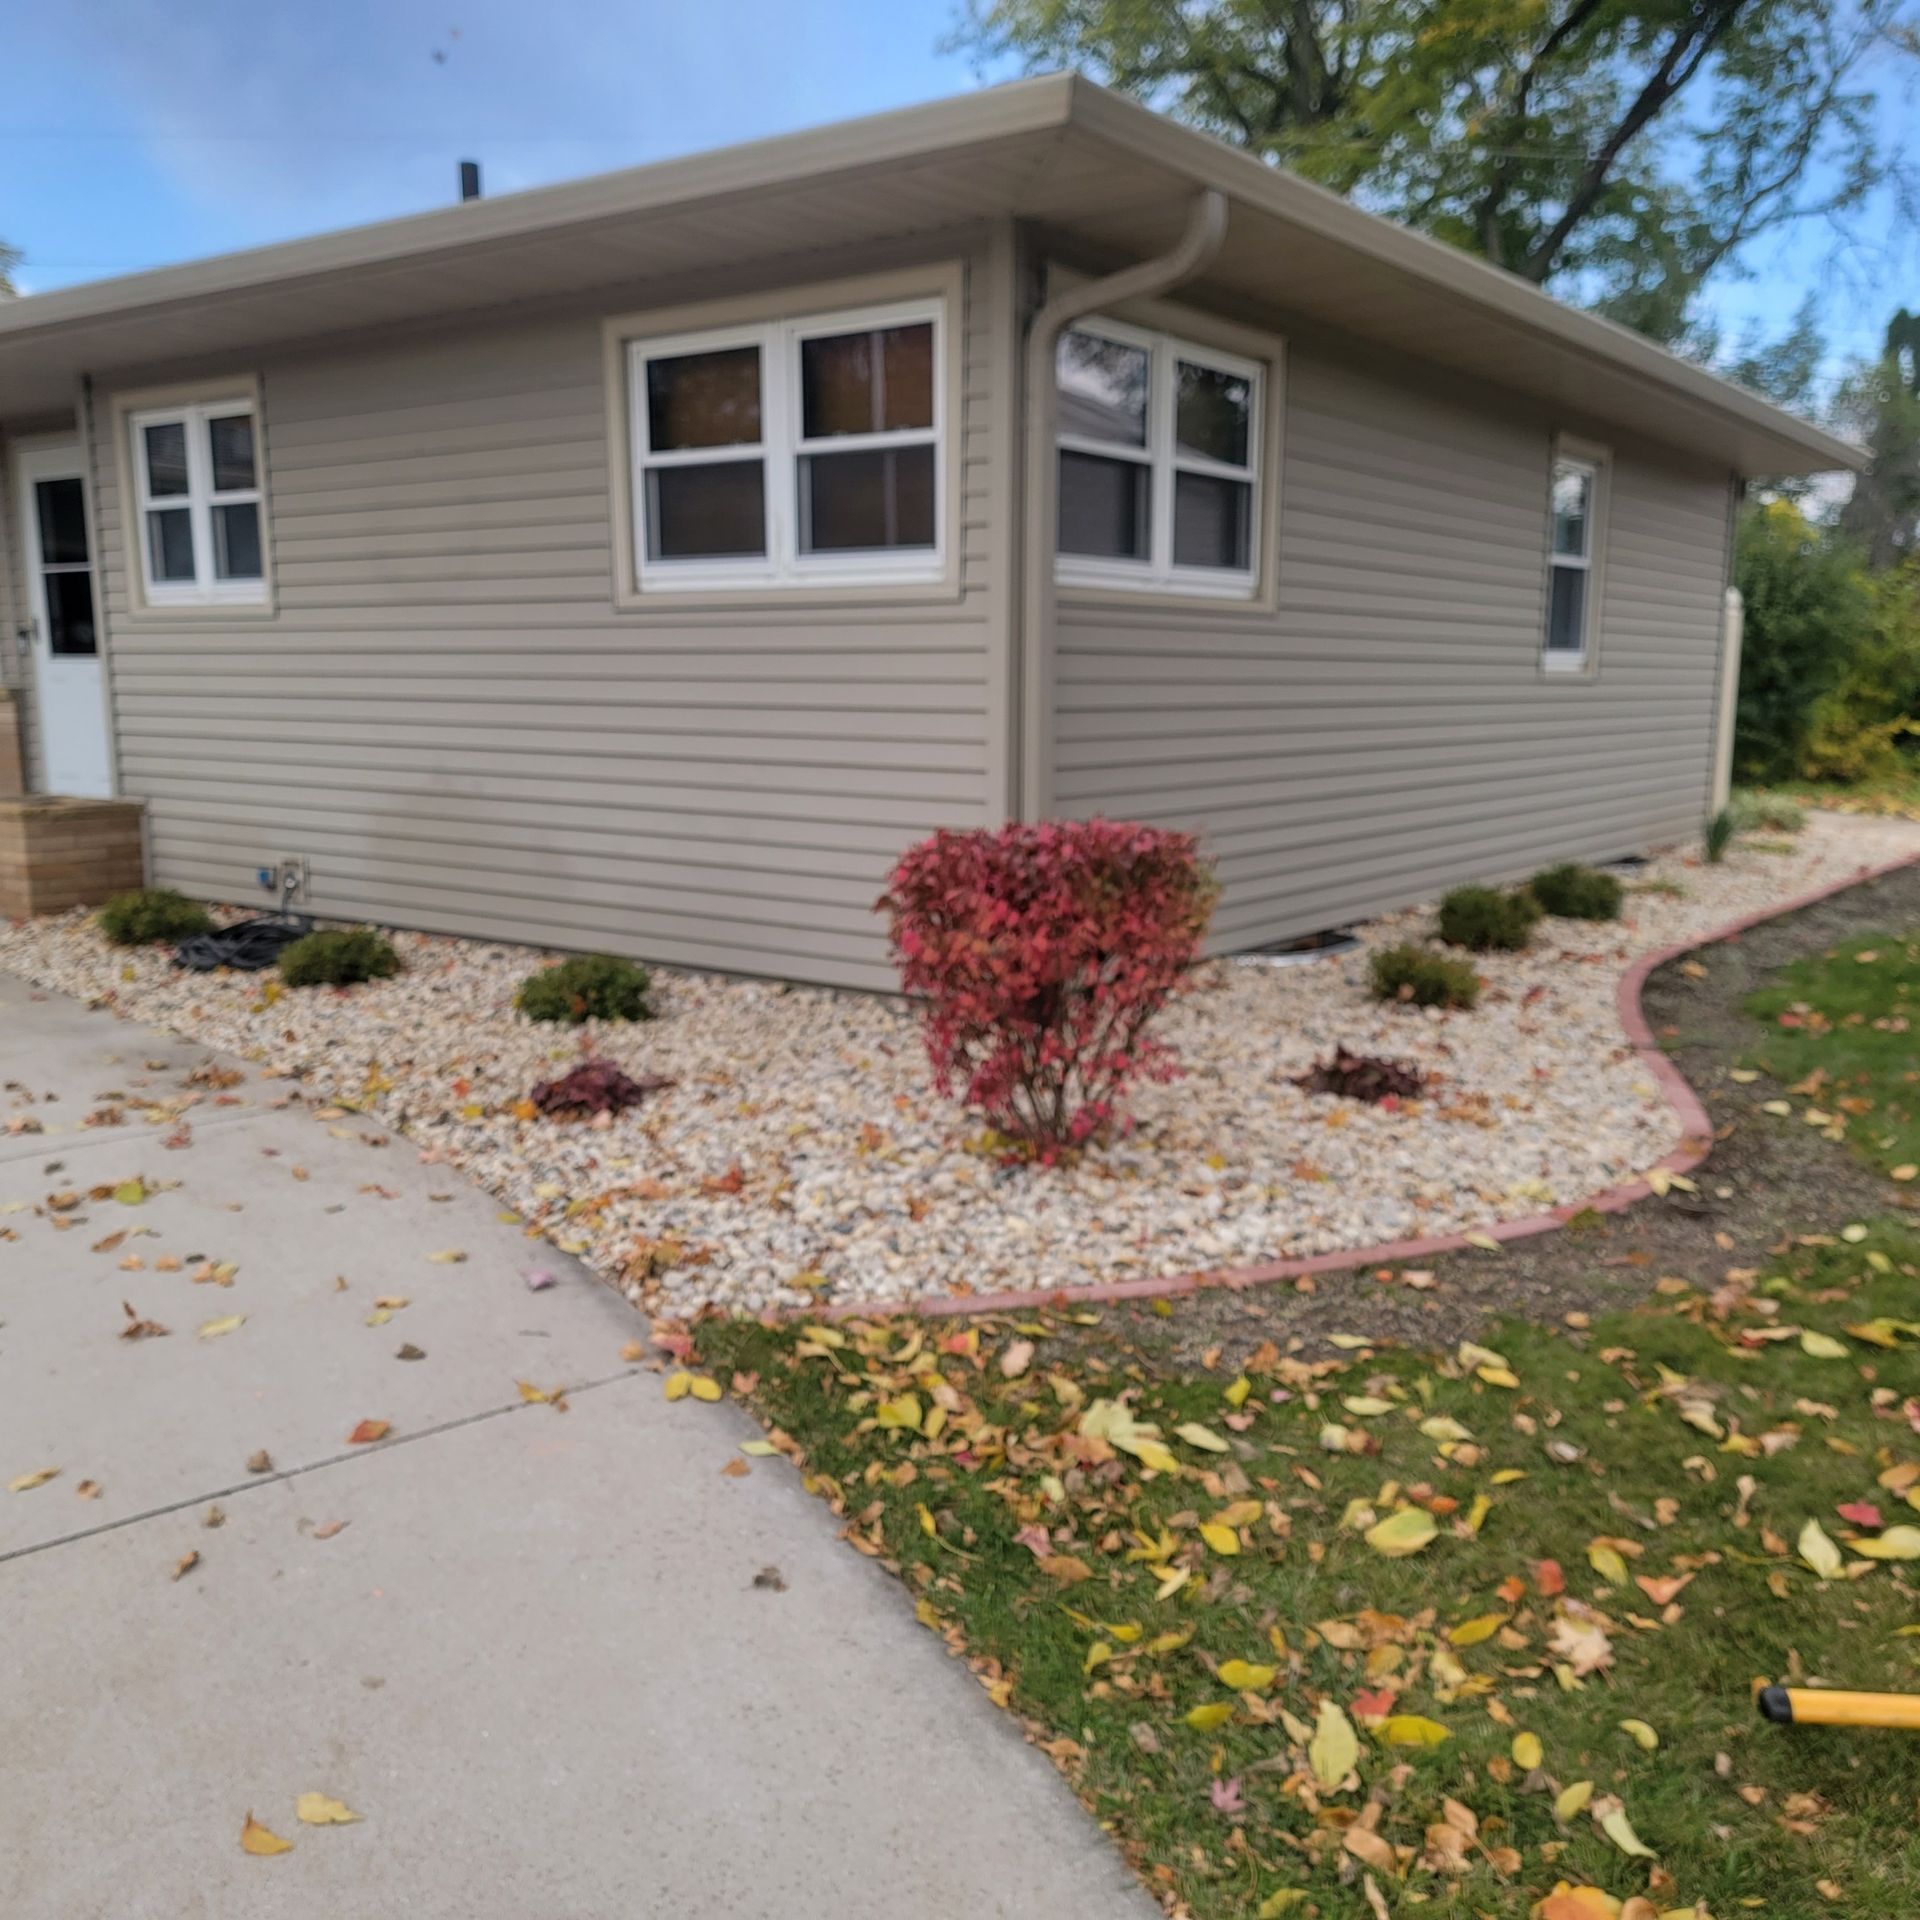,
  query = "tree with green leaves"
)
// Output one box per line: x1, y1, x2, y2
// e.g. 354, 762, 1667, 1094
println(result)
953, 0, 1912, 341
1838, 308, 1920, 568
